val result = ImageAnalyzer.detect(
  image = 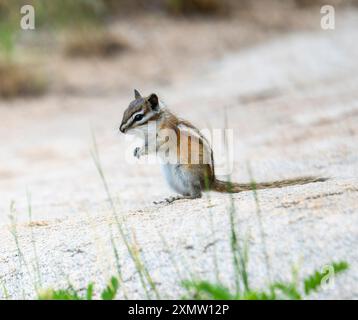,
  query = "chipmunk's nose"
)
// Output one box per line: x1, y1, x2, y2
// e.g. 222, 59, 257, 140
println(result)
119, 125, 125, 133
